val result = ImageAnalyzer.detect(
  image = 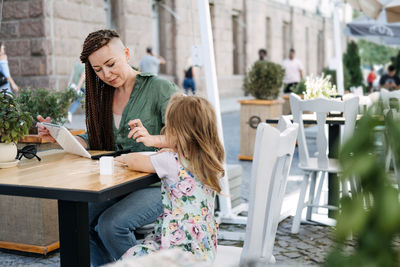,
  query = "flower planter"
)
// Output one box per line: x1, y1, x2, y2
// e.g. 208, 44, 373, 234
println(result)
0, 196, 59, 255
238, 99, 284, 160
